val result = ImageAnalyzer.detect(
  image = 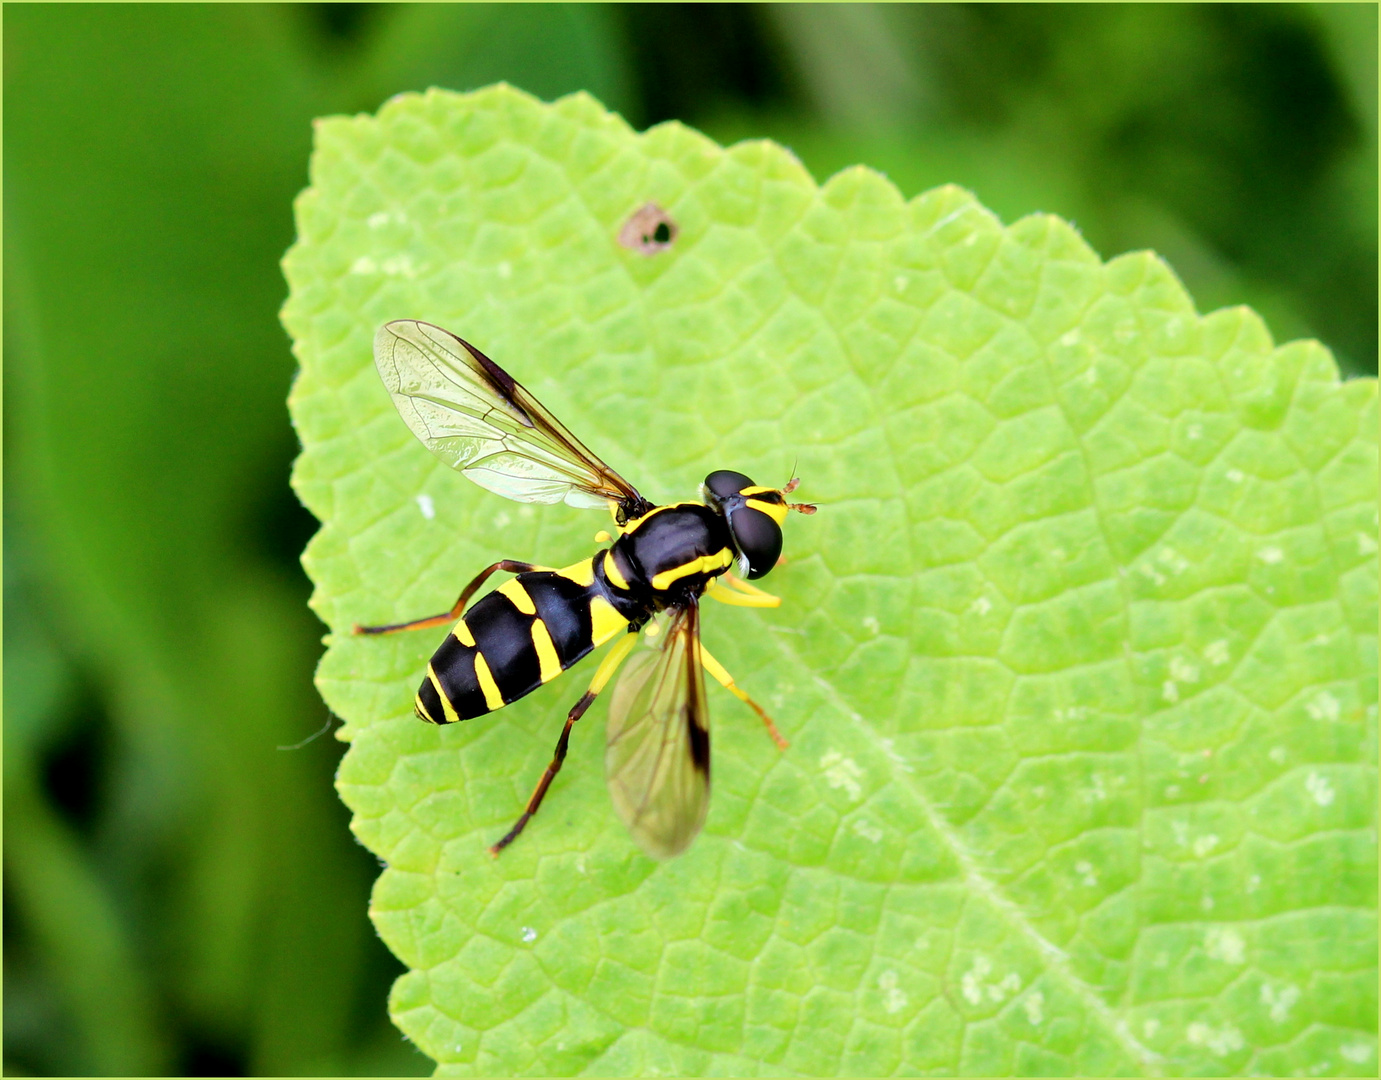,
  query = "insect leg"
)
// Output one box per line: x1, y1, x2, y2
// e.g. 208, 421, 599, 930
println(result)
698, 644, 789, 750
707, 574, 784, 607
489, 630, 642, 855
353, 560, 549, 635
